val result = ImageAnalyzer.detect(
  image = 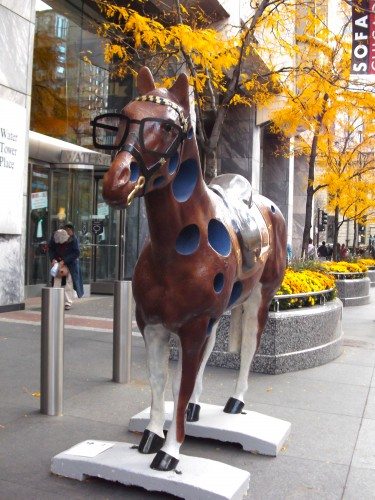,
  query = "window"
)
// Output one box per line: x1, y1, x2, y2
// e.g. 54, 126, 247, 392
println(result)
55, 15, 68, 39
